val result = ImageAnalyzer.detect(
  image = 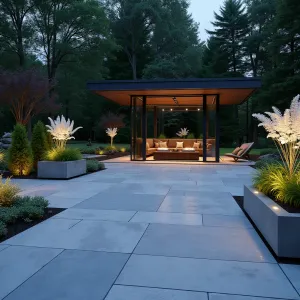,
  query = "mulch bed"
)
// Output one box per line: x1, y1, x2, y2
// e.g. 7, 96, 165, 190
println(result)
0, 207, 64, 243
95, 152, 130, 161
